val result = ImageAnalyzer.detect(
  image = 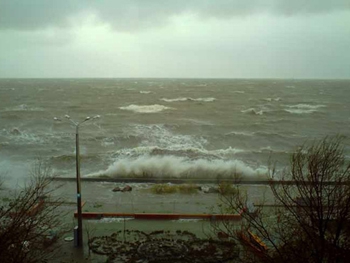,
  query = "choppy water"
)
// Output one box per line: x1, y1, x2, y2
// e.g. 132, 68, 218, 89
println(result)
0, 78, 349, 181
